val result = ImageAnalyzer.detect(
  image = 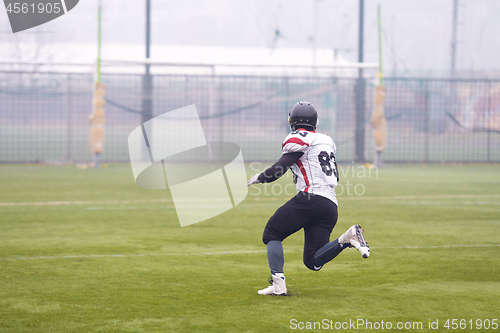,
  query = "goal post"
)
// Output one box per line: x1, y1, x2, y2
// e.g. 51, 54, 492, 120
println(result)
89, 81, 105, 162
371, 4, 387, 168
89, 0, 105, 168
